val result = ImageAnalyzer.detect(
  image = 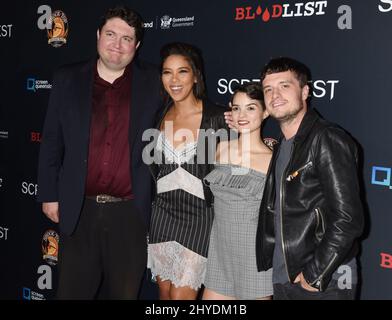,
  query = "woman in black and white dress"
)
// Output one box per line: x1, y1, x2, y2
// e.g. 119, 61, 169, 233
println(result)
146, 42, 228, 300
